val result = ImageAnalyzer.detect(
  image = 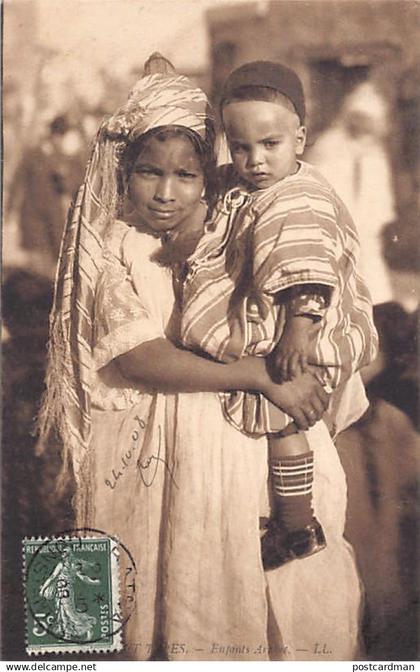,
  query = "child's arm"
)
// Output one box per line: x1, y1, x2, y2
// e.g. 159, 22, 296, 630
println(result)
251, 192, 377, 394
273, 284, 331, 381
